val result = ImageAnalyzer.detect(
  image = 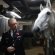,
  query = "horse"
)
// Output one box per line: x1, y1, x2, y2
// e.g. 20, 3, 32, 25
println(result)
32, 0, 55, 55
0, 15, 9, 35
